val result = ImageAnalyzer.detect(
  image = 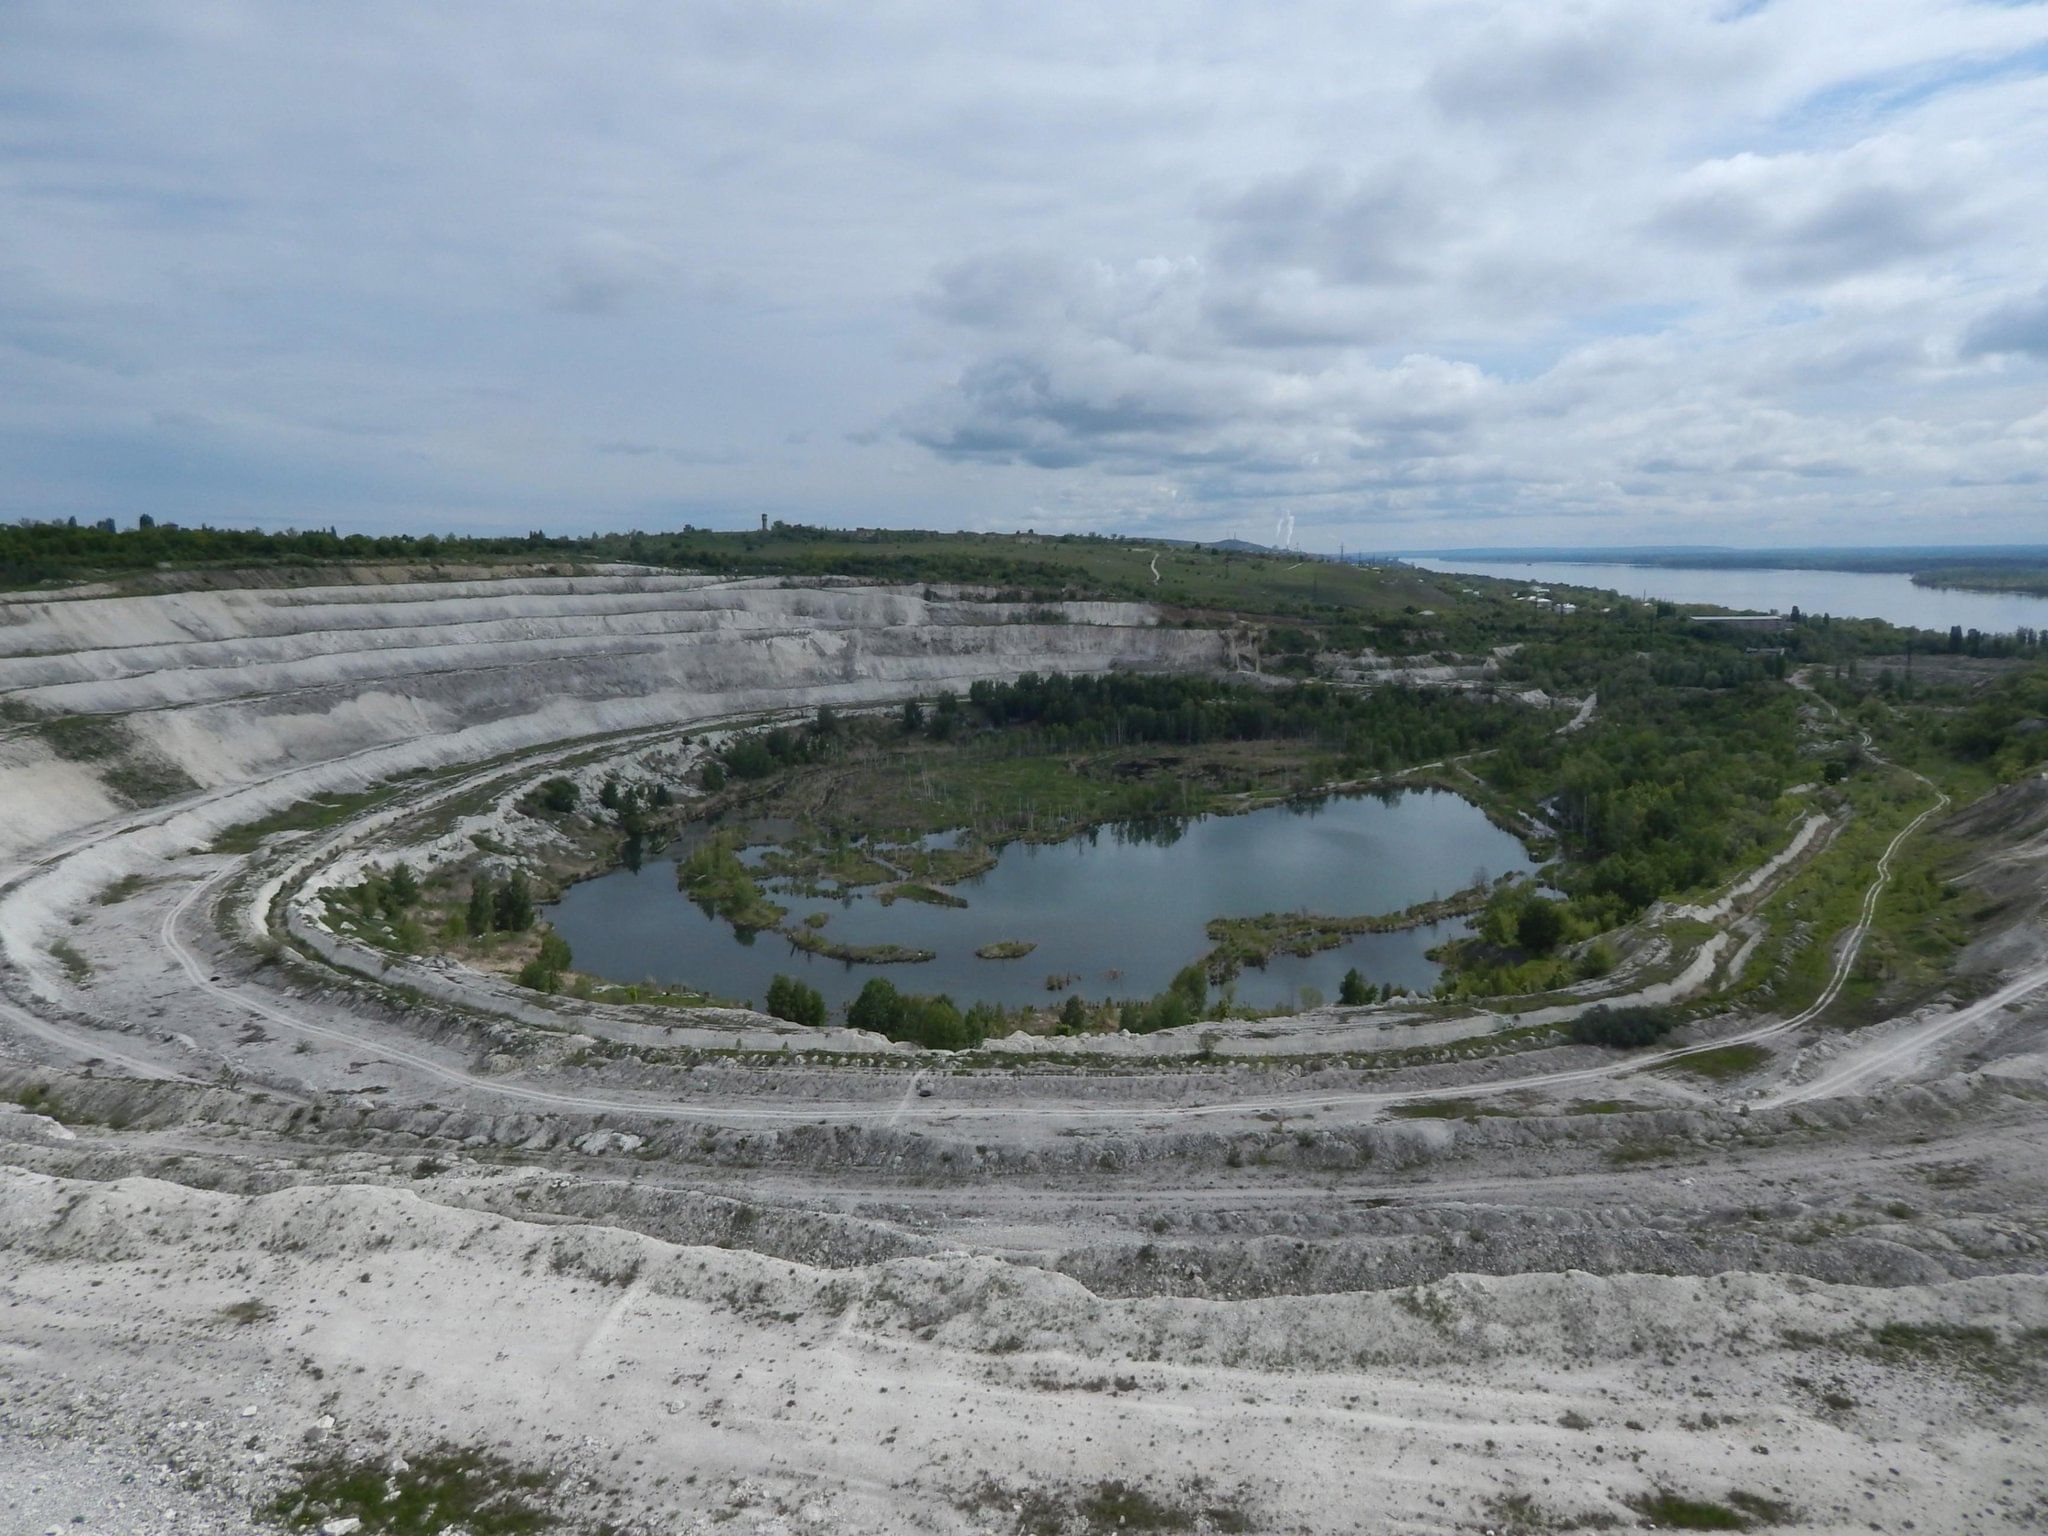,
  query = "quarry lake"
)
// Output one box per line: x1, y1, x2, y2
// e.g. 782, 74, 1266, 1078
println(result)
547, 787, 1537, 1013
